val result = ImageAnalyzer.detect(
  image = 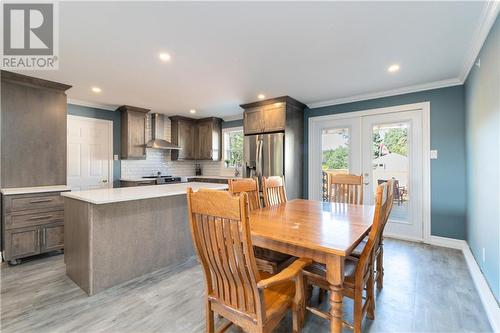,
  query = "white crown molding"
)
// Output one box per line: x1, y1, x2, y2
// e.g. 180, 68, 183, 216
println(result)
307, 78, 462, 109
308, 2, 499, 110
459, 0, 500, 82
67, 98, 117, 111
